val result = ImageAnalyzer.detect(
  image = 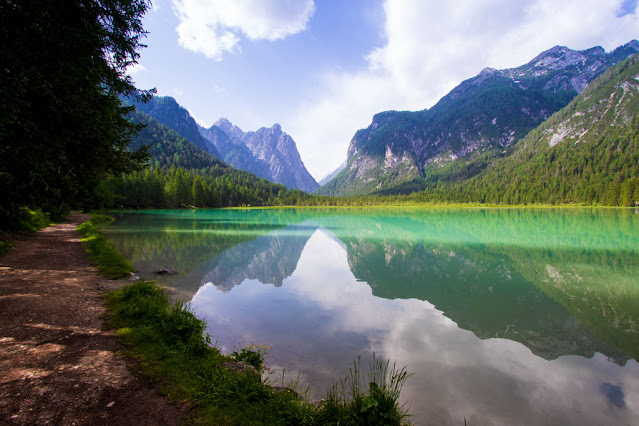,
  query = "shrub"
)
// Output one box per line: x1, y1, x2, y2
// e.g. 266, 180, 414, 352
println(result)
232, 342, 270, 371
16, 207, 51, 232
